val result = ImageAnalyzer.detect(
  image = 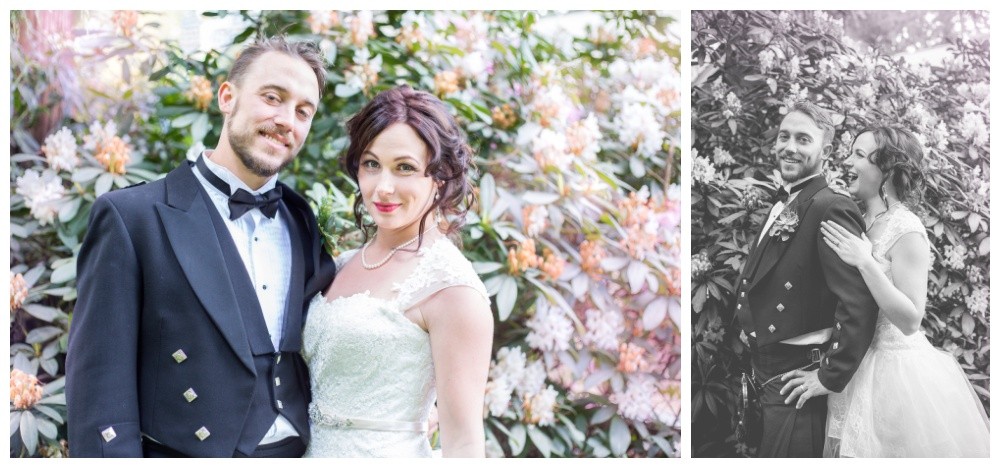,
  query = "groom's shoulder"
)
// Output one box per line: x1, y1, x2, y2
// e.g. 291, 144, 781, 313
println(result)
810, 186, 861, 217
96, 173, 168, 212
